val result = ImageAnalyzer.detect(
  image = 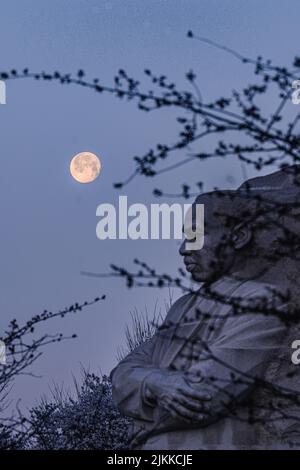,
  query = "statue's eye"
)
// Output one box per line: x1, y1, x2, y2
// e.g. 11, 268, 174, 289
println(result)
184, 226, 204, 239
